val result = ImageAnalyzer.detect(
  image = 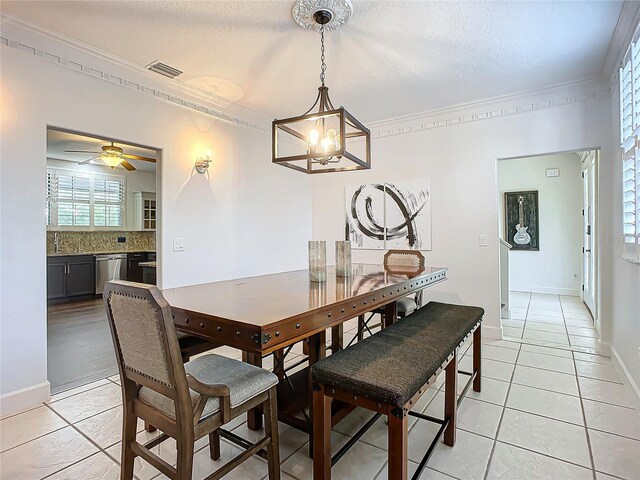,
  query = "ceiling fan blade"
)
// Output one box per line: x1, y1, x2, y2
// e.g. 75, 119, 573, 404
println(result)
123, 154, 156, 163
79, 155, 101, 165
120, 160, 136, 171
64, 150, 102, 154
